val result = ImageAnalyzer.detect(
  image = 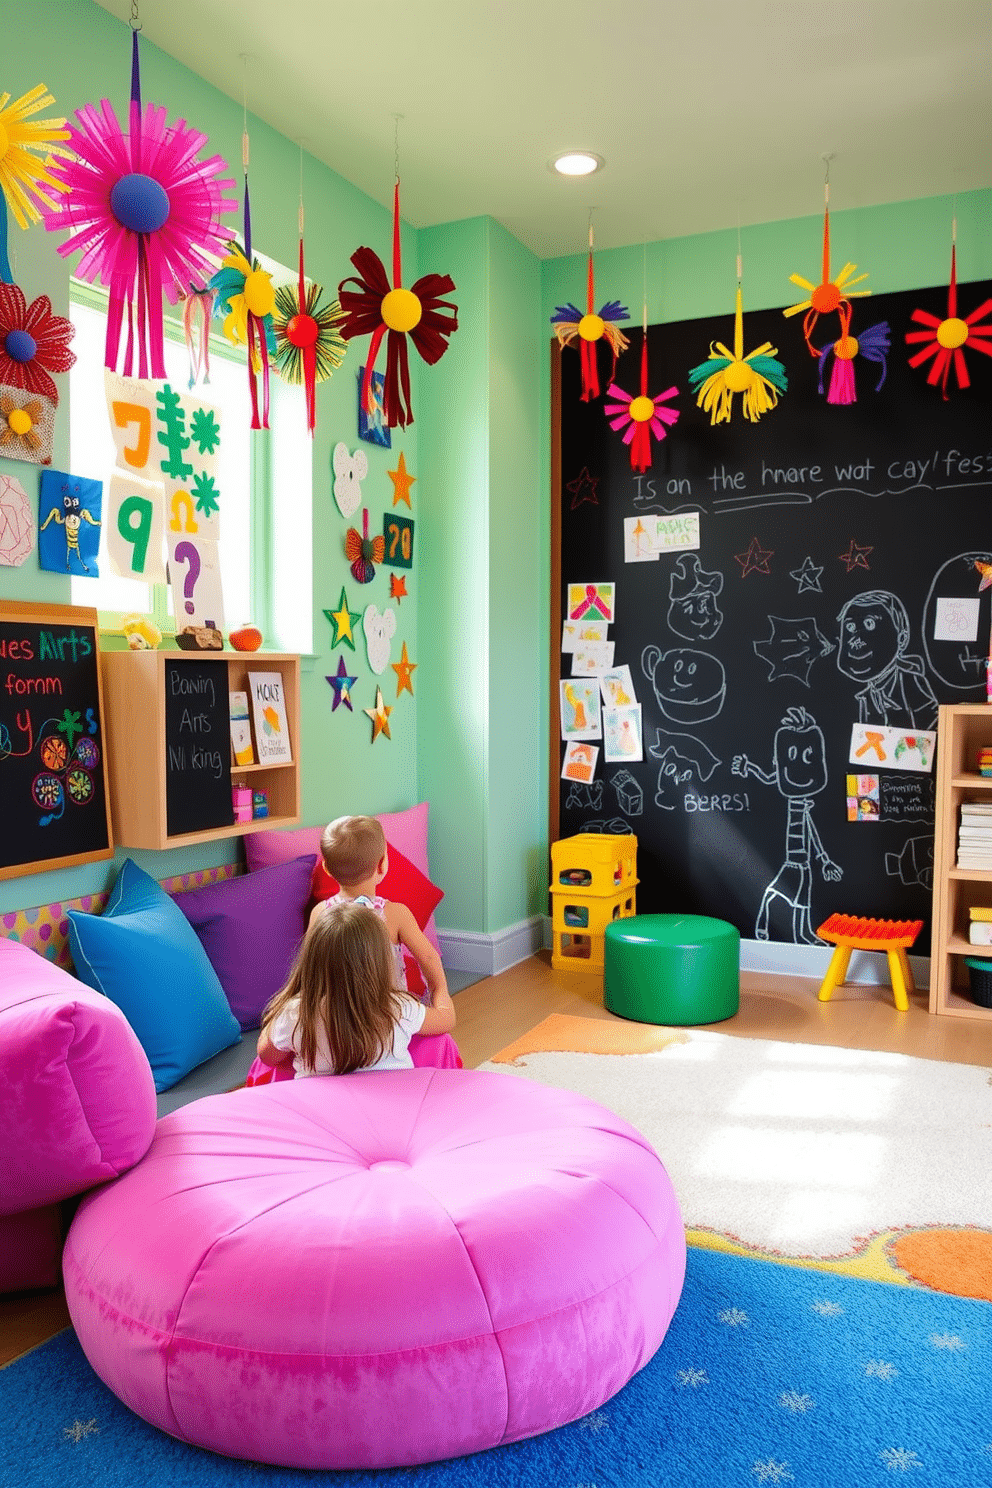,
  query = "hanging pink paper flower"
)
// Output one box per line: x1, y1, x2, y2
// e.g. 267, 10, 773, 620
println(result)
604, 334, 679, 473
42, 30, 236, 379
0, 282, 75, 403
817, 307, 890, 405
